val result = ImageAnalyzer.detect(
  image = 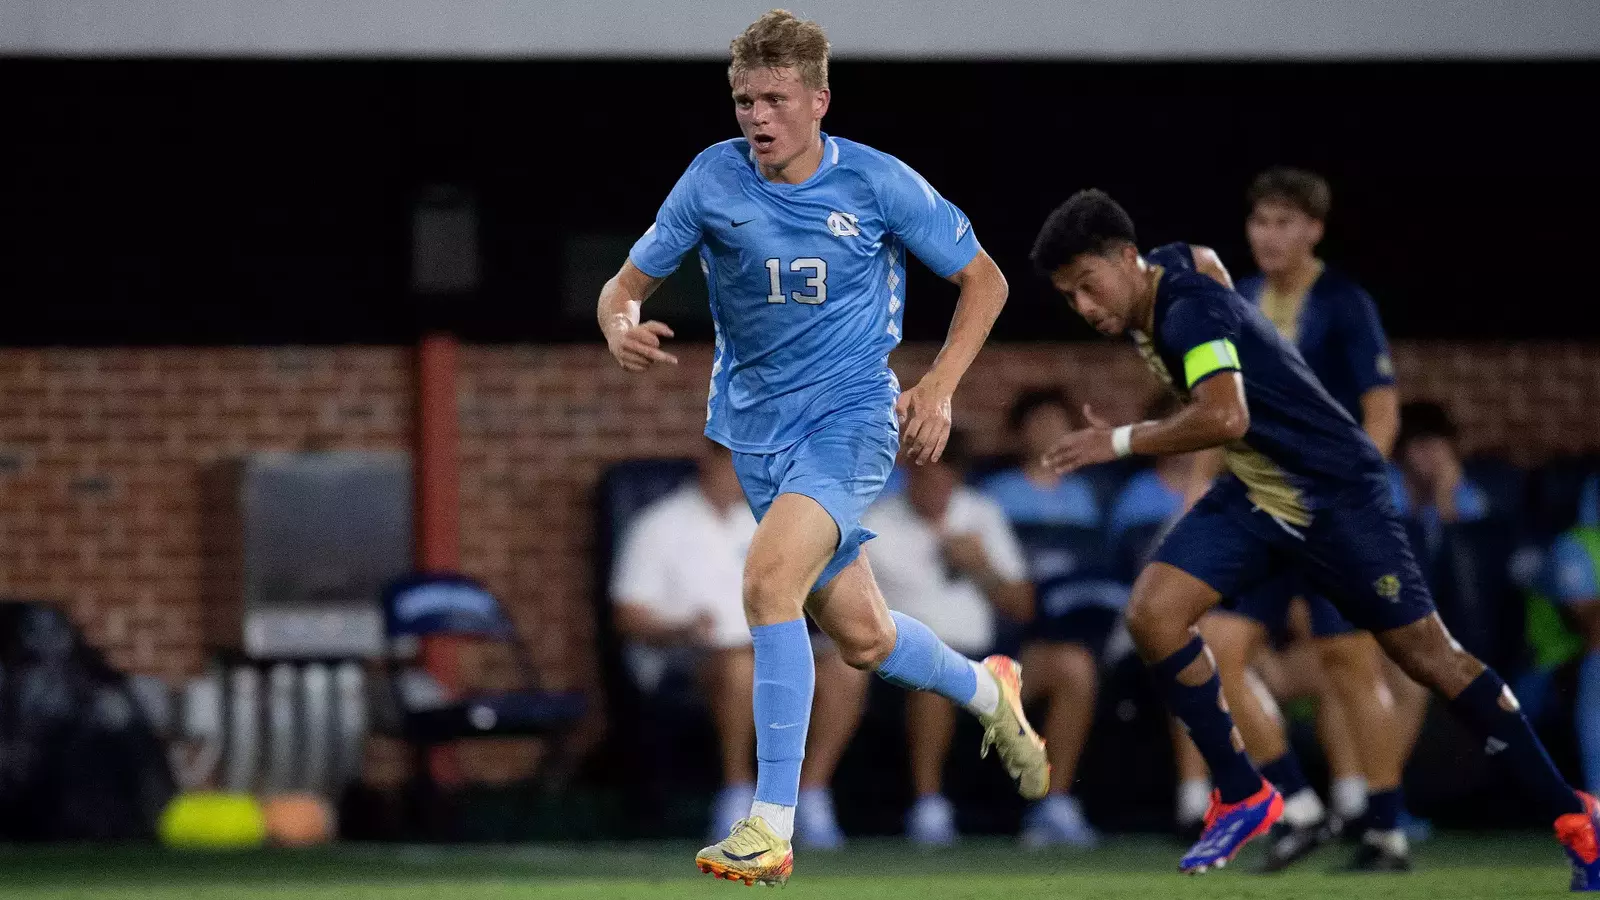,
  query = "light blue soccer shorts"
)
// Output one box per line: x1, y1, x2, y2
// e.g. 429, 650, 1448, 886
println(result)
730, 415, 899, 593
